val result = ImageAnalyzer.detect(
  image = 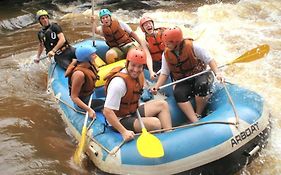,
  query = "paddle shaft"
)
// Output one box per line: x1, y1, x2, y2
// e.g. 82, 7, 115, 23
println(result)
92, 0, 95, 47
158, 64, 226, 90
83, 94, 93, 127
136, 109, 145, 129
222, 82, 239, 126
